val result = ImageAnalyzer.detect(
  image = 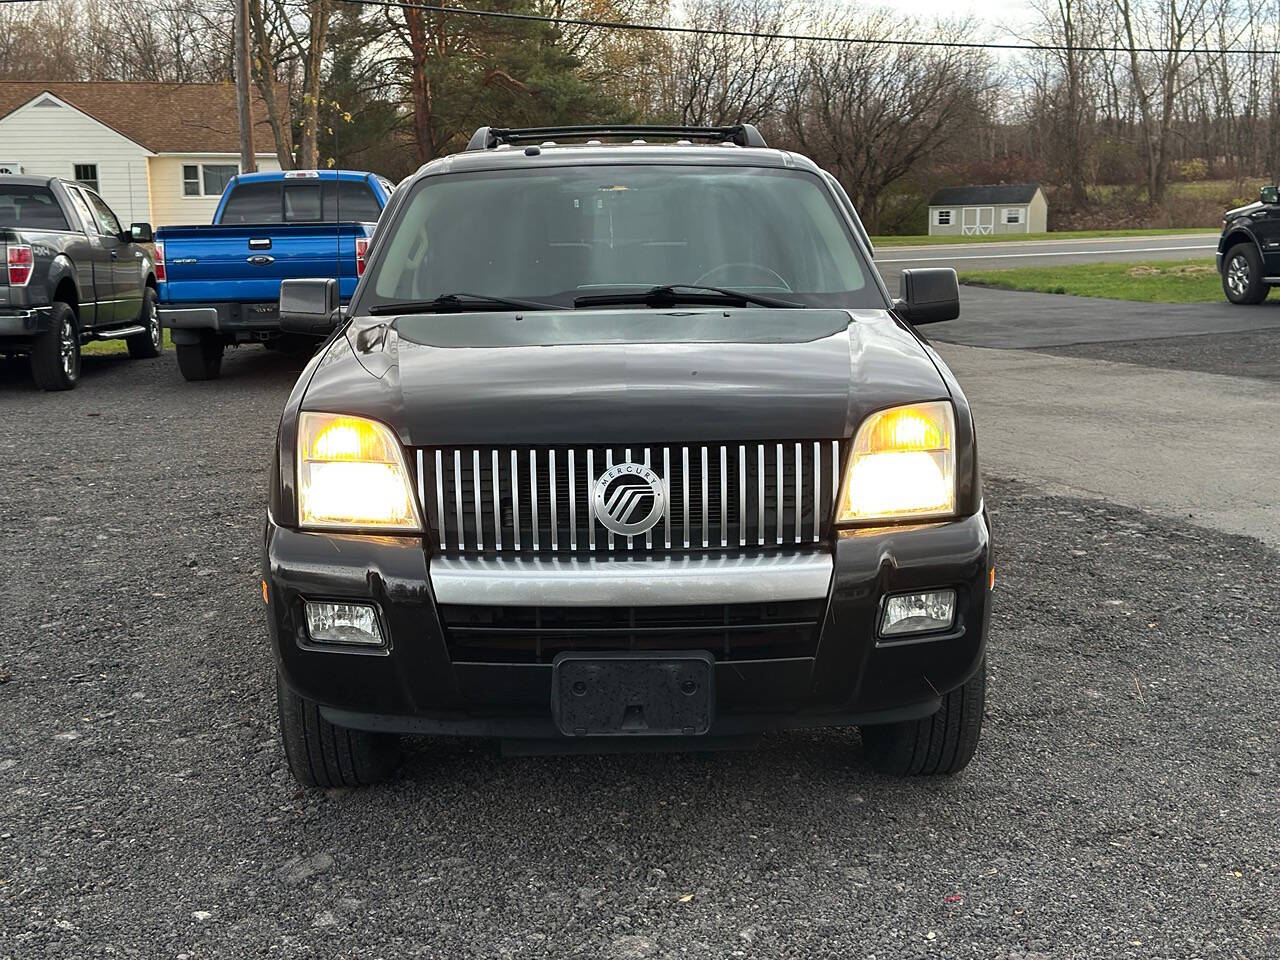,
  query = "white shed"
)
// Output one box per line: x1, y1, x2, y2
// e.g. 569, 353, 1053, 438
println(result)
926, 184, 1048, 236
